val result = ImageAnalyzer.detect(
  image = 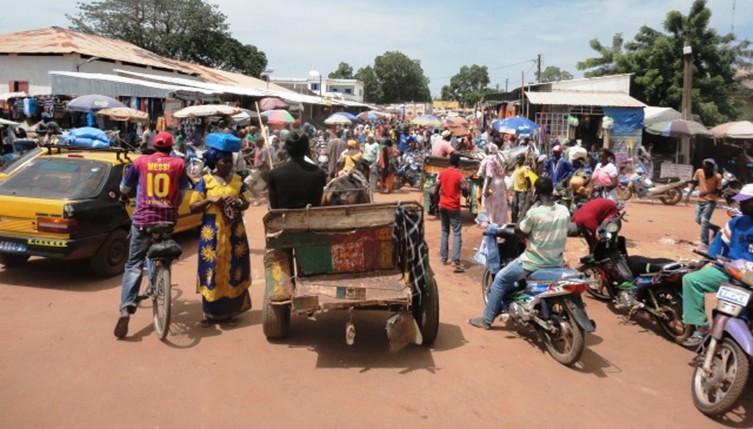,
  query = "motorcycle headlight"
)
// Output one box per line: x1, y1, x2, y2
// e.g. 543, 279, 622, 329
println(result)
606, 222, 620, 234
